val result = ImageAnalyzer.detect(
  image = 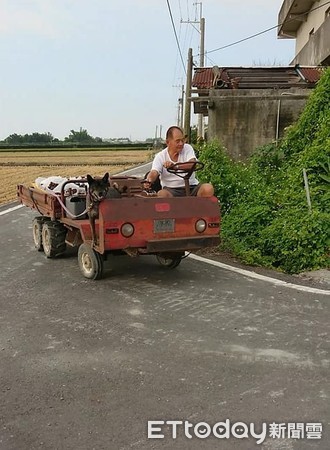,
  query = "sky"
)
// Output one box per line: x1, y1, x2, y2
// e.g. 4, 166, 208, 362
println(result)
0, 0, 295, 141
